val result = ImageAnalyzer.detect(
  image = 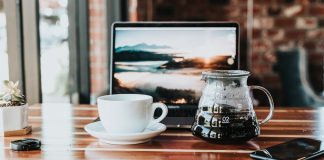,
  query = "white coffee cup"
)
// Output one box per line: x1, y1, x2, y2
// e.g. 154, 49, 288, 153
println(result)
97, 94, 168, 134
